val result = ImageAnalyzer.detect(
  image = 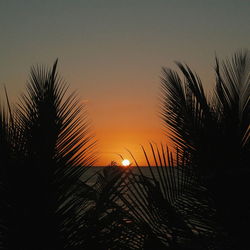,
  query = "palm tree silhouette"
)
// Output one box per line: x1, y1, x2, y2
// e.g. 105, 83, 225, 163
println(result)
99, 50, 249, 249
0, 51, 249, 249
107, 145, 223, 249
160, 50, 250, 249
77, 162, 146, 249
0, 60, 96, 250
